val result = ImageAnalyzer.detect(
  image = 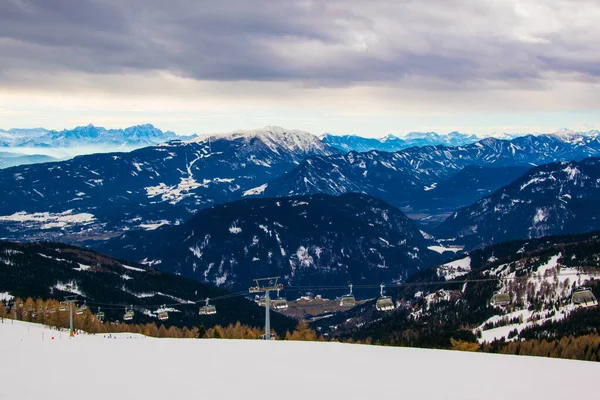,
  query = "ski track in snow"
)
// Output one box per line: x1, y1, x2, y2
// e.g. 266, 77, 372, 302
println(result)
0, 321, 598, 400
